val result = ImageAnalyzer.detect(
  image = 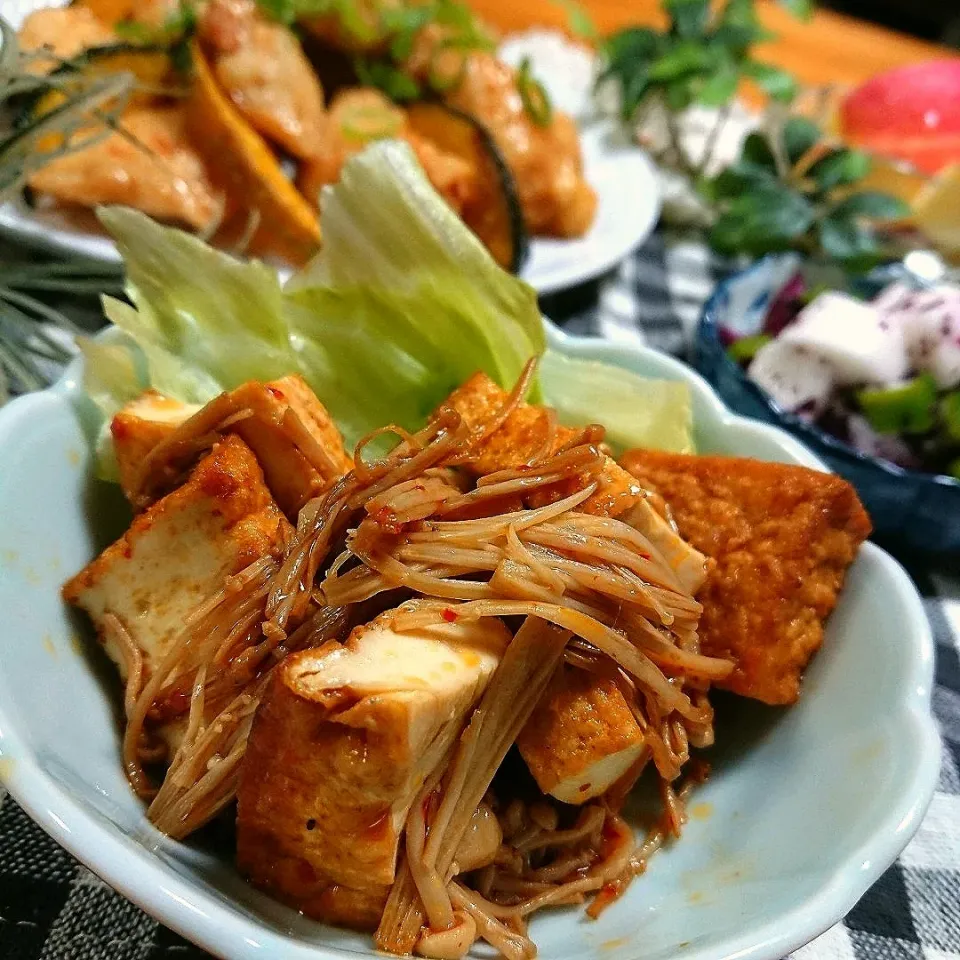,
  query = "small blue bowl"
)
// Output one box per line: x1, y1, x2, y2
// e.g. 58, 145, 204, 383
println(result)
696, 256, 960, 556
